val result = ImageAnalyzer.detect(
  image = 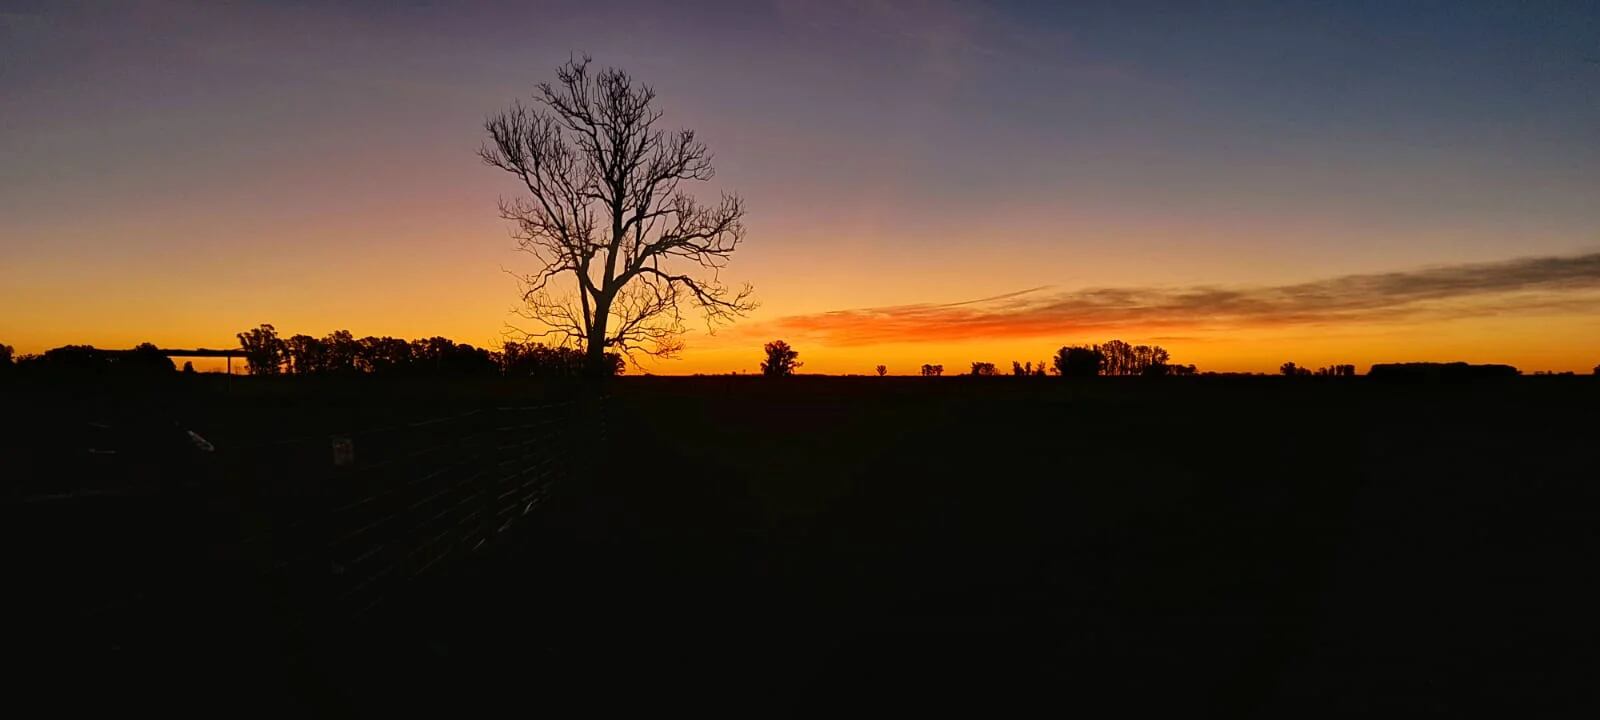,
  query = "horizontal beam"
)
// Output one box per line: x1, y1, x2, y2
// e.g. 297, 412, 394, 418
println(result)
109, 347, 239, 358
